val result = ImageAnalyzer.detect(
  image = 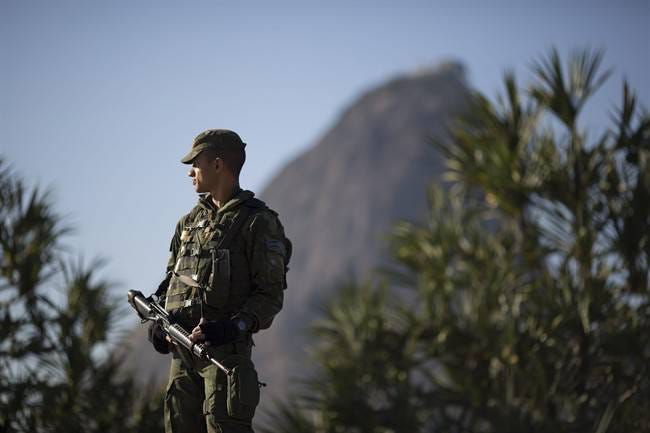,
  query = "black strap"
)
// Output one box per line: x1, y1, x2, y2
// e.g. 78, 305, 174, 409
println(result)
215, 203, 254, 250
154, 271, 173, 298
202, 198, 267, 294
